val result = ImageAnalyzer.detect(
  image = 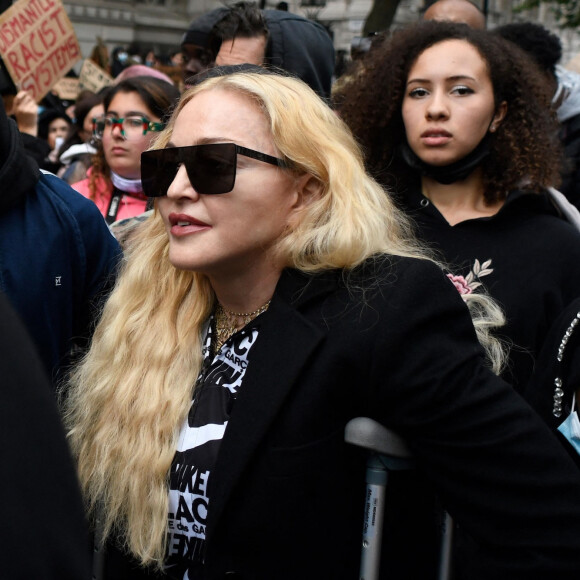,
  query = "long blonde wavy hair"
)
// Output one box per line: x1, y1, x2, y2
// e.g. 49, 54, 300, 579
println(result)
62, 70, 504, 567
